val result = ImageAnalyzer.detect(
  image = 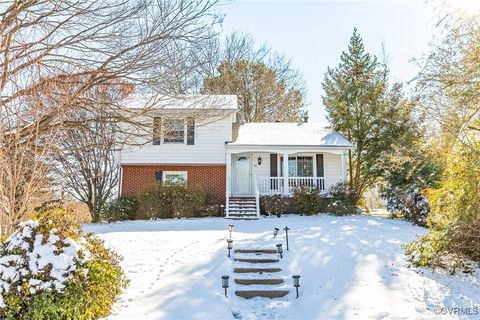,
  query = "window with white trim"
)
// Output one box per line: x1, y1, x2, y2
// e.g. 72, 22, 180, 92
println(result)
280, 156, 314, 177
163, 171, 187, 185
